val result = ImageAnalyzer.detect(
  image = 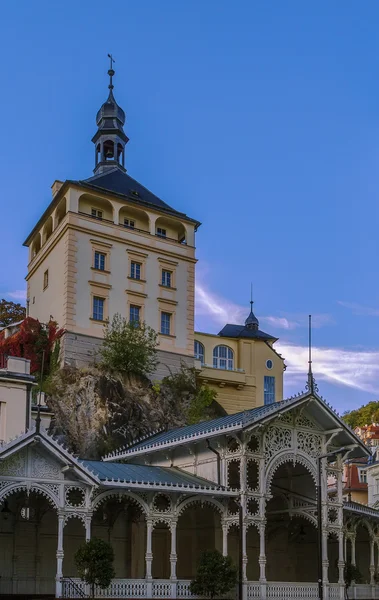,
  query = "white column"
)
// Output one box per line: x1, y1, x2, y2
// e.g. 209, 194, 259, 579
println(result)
146, 519, 153, 577
322, 530, 329, 600
242, 522, 247, 581
222, 523, 228, 557
170, 521, 177, 579
170, 521, 178, 599
85, 516, 91, 542
370, 538, 375, 585
55, 515, 64, 598
259, 522, 267, 600
351, 535, 356, 566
